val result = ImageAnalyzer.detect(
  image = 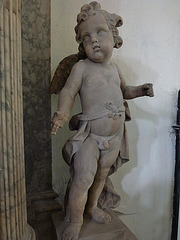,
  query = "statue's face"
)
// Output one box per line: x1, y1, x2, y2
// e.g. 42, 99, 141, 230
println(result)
79, 13, 114, 63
